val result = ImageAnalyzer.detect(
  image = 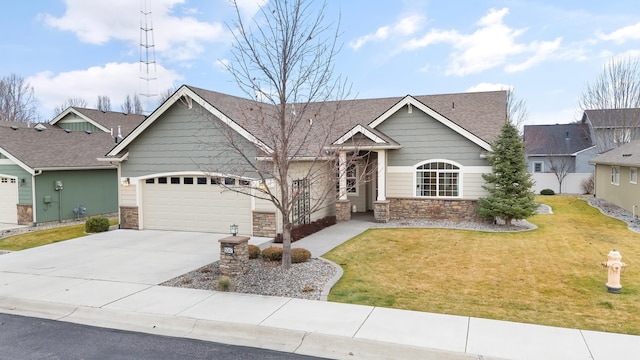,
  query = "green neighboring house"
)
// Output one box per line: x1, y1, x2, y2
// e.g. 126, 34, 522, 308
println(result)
103, 85, 506, 236
0, 108, 145, 225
